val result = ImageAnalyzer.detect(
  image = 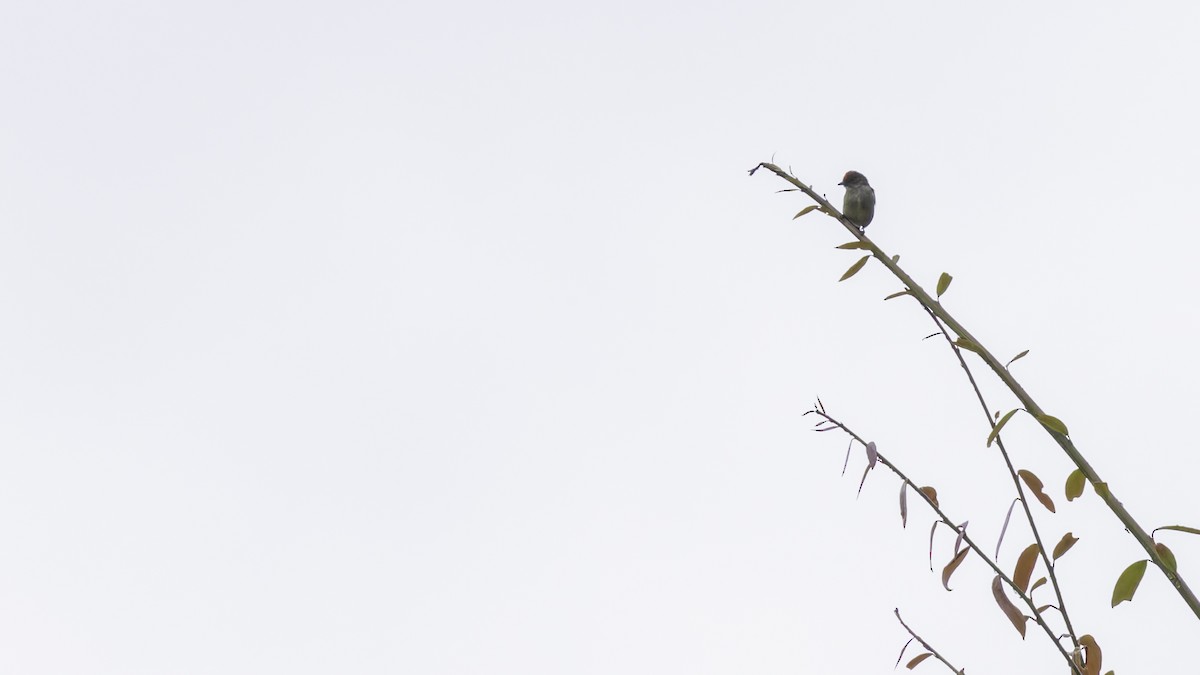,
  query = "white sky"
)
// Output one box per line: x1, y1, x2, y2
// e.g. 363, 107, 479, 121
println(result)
3, 1, 1199, 673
